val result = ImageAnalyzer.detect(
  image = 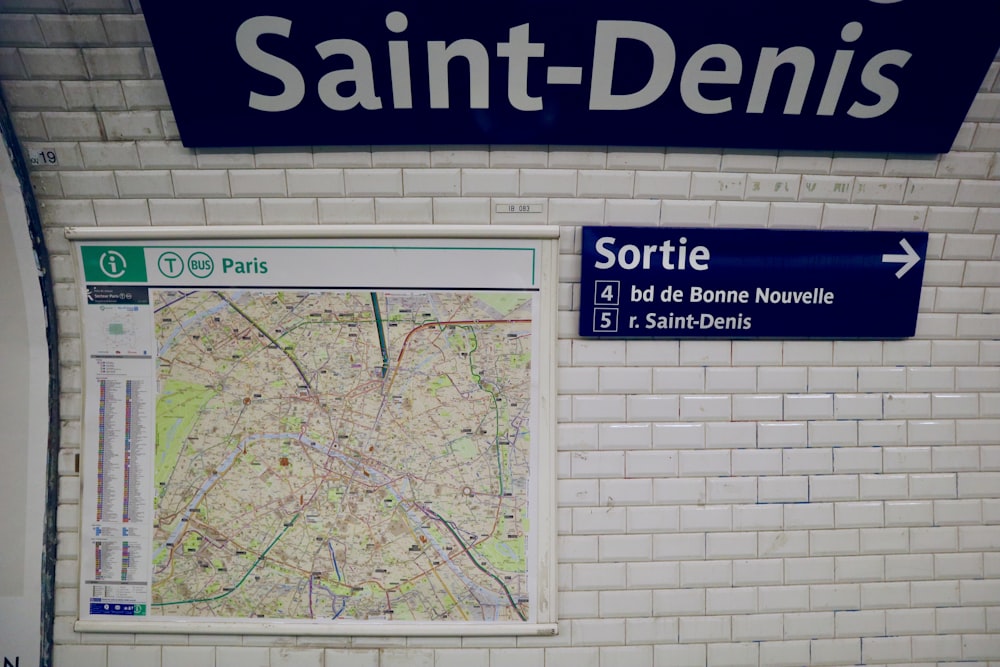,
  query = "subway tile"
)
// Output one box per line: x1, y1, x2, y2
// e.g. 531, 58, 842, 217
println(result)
858, 367, 906, 392
932, 445, 981, 471
884, 501, 934, 527
834, 555, 885, 582
783, 503, 834, 530
627, 395, 680, 421
784, 556, 834, 584
758, 367, 808, 392
652, 367, 703, 392
800, 175, 854, 202
732, 394, 782, 420
572, 395, 626, 422
732, 341, 782, 365
858, 526, 907, 554
783, 341, 834, 366
830, 393, 883, 419
608, 198, 660, 225
908, 473, 956, 499
578, 170, 634, 198
758, 475, 808, 502
665, 149, 721, 171
520, 169, 576, 196
627, 561, 678, 589
678, 615, 732, 643
809, 475, 859, 502
757, 422, 807, 448
808, 367, 857, 392
679, 395, 731, 421
908, 366, 957, 391
768, 201, 823, 229
569, 450, 625, 479
652, 422, 704, 449
317, 197, 375, 224
660, 199, 715, 225
731, 449, 782, 476
875, 204, 928, 231
706, 477, 756, 504
857, 419, 906, 446
433, 197, 491, 224
634, 171, 690, 198
733, 559, 782, 587
599, 479, 652, 506
759, 587, 811, 615
204, 198, 261, 225
172, 169, 229, 197
783, 448, 833, 475
705, 422, 756, 449
833, 447, 882, 473
260, 198, 318, 224
705, 532, 757, 559
626, 506, 679, 534
598, 534, 651, 562
94, 198, 149, 225
608, 148, 664, 170
731, 507, 782, 536
784, 393, 833, 419
821, 203, 875, 229
572, 339, 627, 365
746, 173, 799, 200
229, 168, 286, 197
757, 532, 812, 558
599, 423, 652, 450
705, 367, 756, 393
807, 421, 857, 447
715, 200, 769, 227
859, 473, 908, 500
